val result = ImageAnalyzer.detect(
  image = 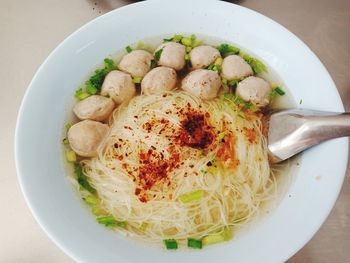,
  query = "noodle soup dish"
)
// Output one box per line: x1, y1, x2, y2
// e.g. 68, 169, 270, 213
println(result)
63, 34, 291, 250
